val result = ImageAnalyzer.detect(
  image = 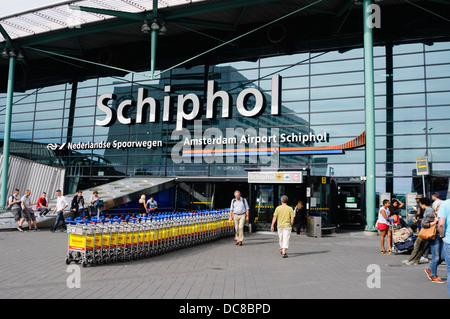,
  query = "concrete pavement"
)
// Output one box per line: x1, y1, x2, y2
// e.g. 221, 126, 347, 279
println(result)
0, 227, 448, 300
